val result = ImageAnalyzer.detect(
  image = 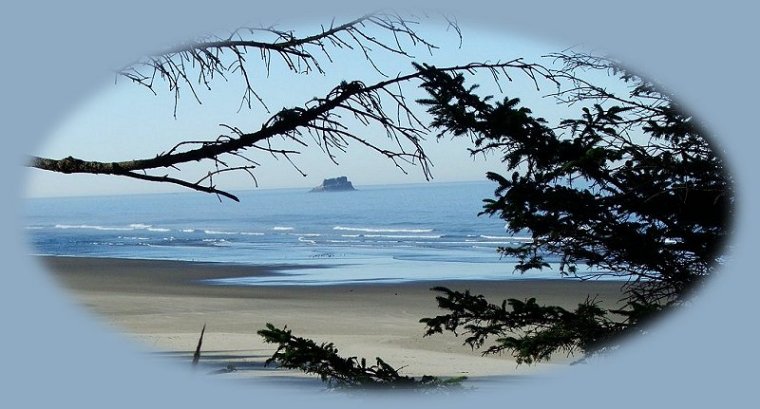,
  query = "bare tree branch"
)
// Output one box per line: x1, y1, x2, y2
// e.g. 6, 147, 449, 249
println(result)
30, 61, 555, 201
117, 11, 448, 116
